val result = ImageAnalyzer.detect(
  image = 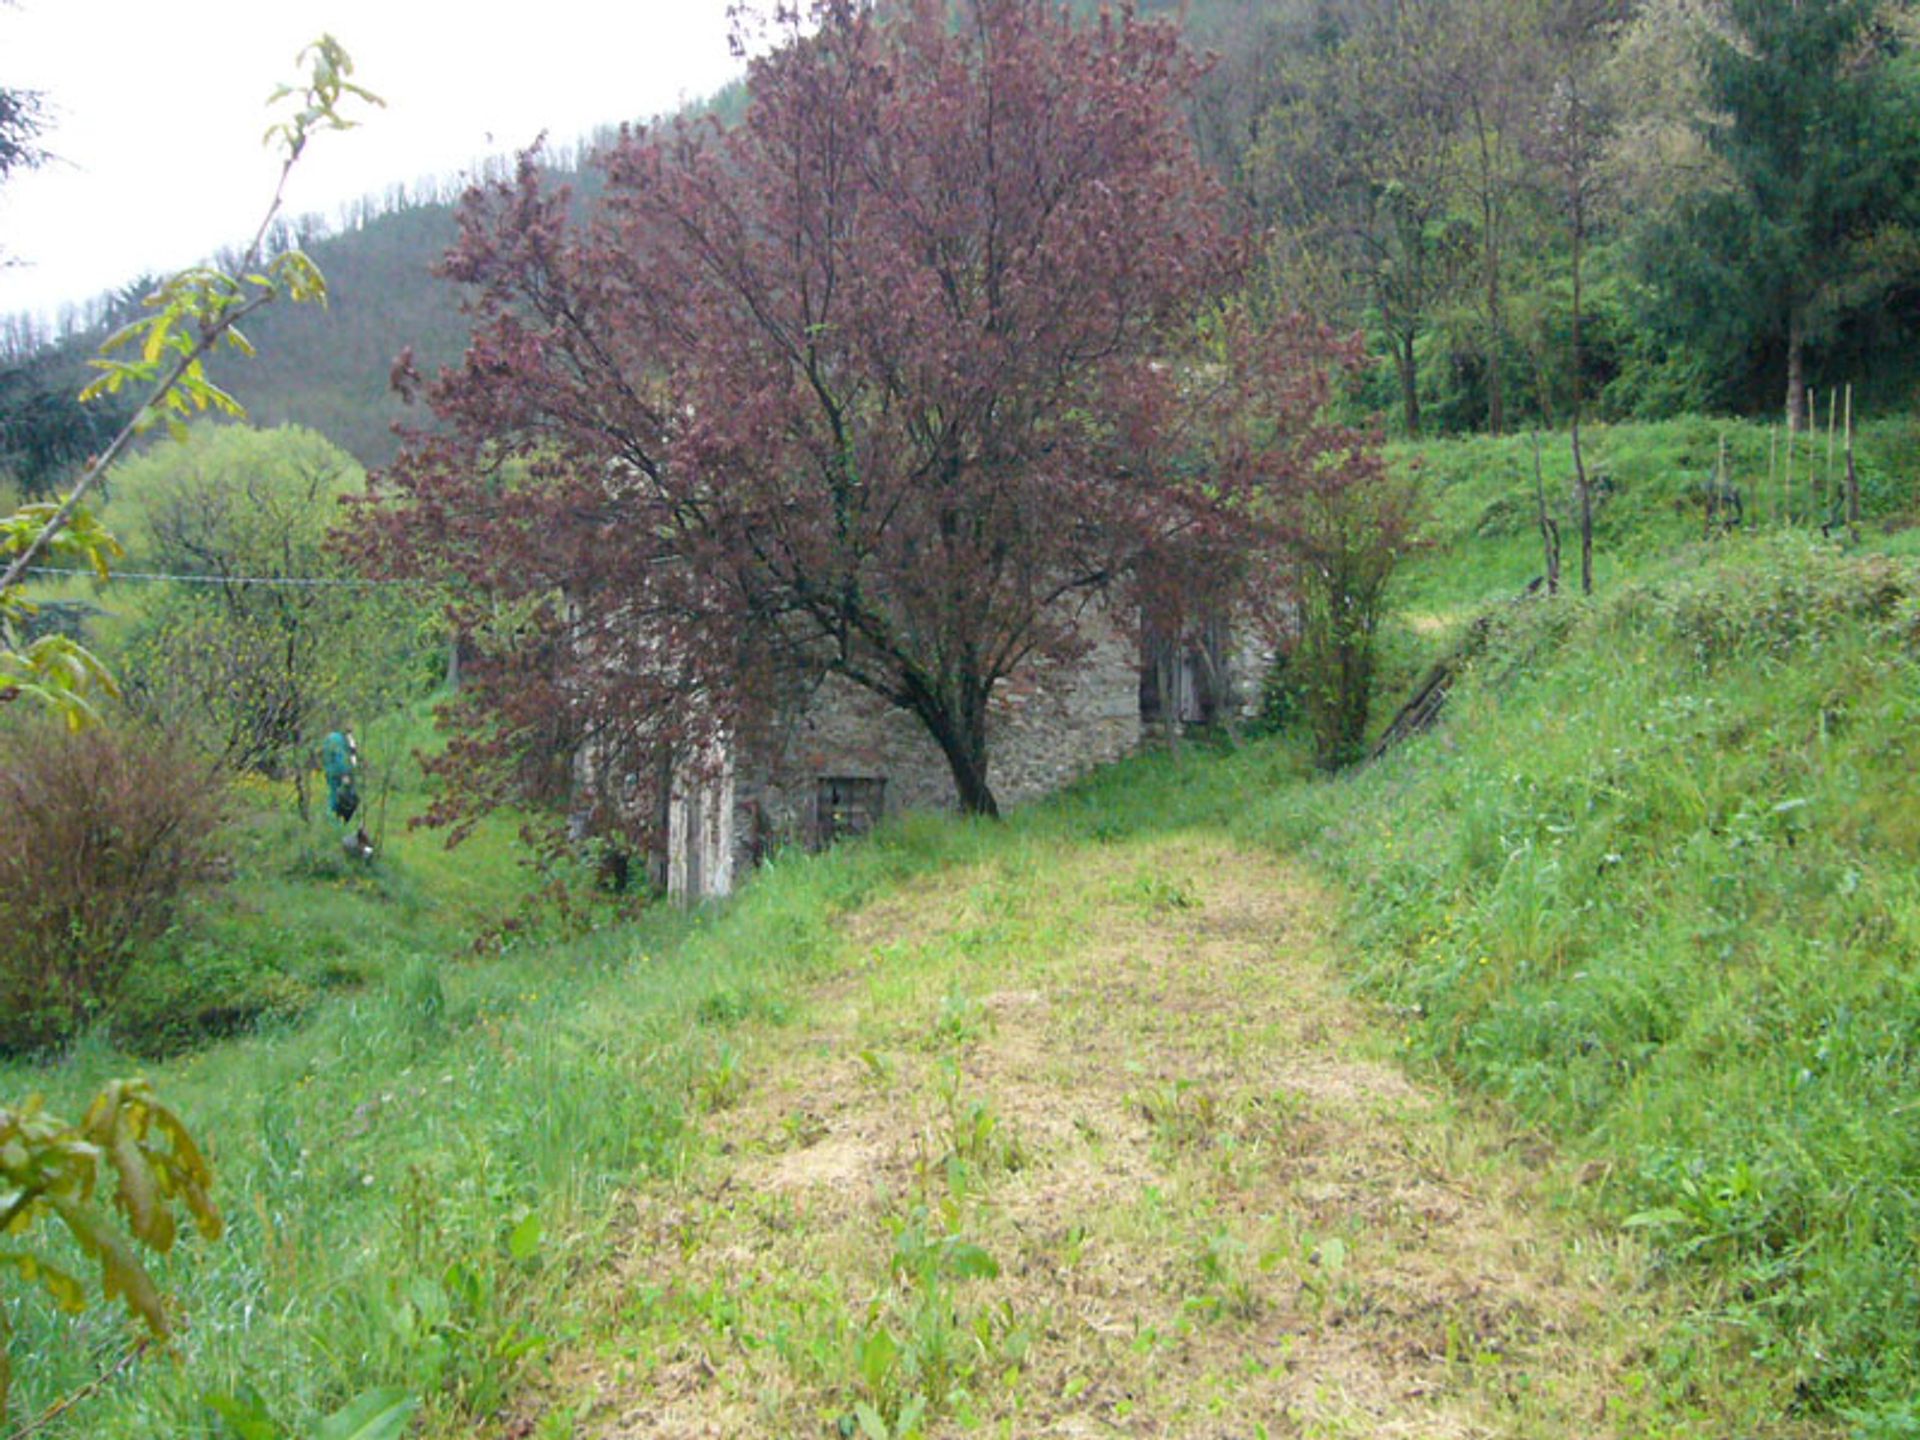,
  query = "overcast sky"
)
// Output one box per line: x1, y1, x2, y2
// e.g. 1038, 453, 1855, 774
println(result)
0, 1, 745, 324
